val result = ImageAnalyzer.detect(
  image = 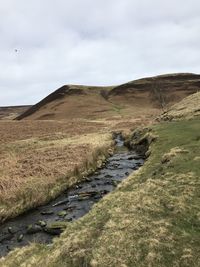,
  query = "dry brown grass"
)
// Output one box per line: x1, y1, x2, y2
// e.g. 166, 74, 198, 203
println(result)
0, 120, 107, 143
0, 120, 114, 222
